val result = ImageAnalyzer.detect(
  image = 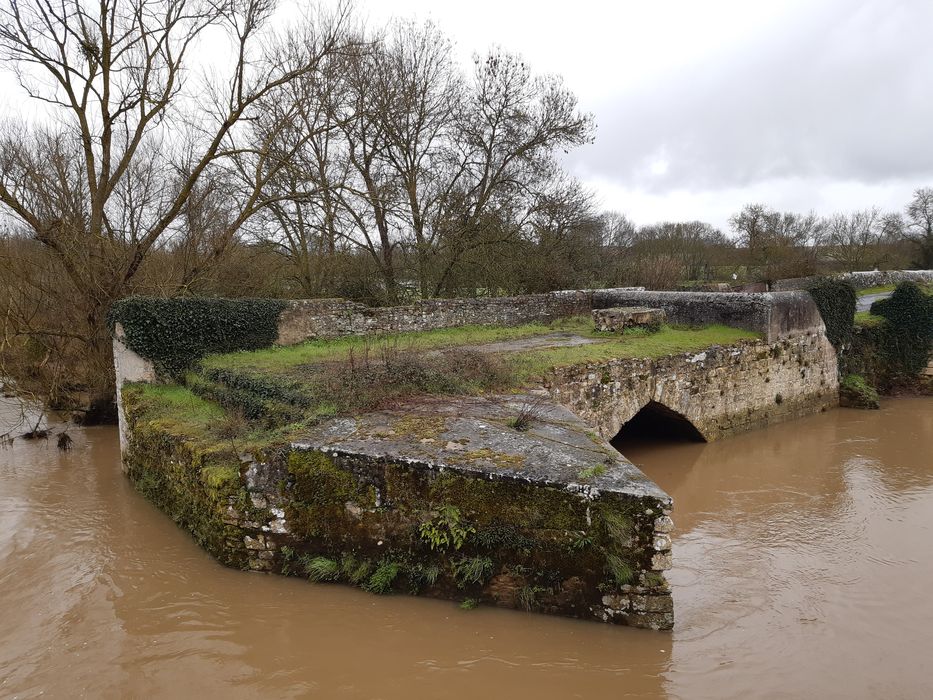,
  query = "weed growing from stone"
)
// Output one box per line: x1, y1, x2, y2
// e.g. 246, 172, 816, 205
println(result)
304, 556, 340, 582
279, 546, 295, 575
577, 464, 607, 481
419, 505, 475, 551
506, 396, 547, 432
474, 524, 536, 553
364, 560, 400, 594
569, 532, 593, 551
605, 554, 635, 586
518, 585, 548, 611
459, 598, 480, 610
407, 563, 441, 588
599, 506, 635, 546
452, 556, 493, 589
340, 553, 373, 585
